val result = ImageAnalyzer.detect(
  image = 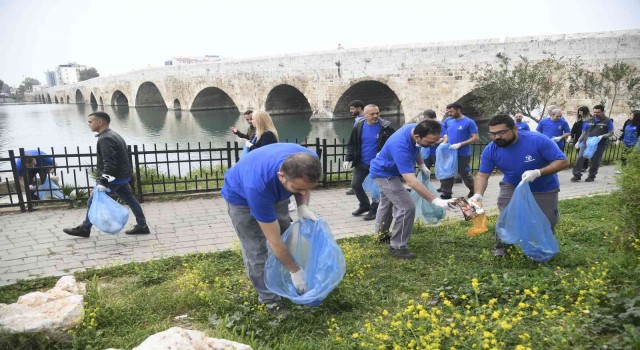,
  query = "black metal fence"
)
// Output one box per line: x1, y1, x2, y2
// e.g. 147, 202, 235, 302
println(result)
0, 137, 624, 212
